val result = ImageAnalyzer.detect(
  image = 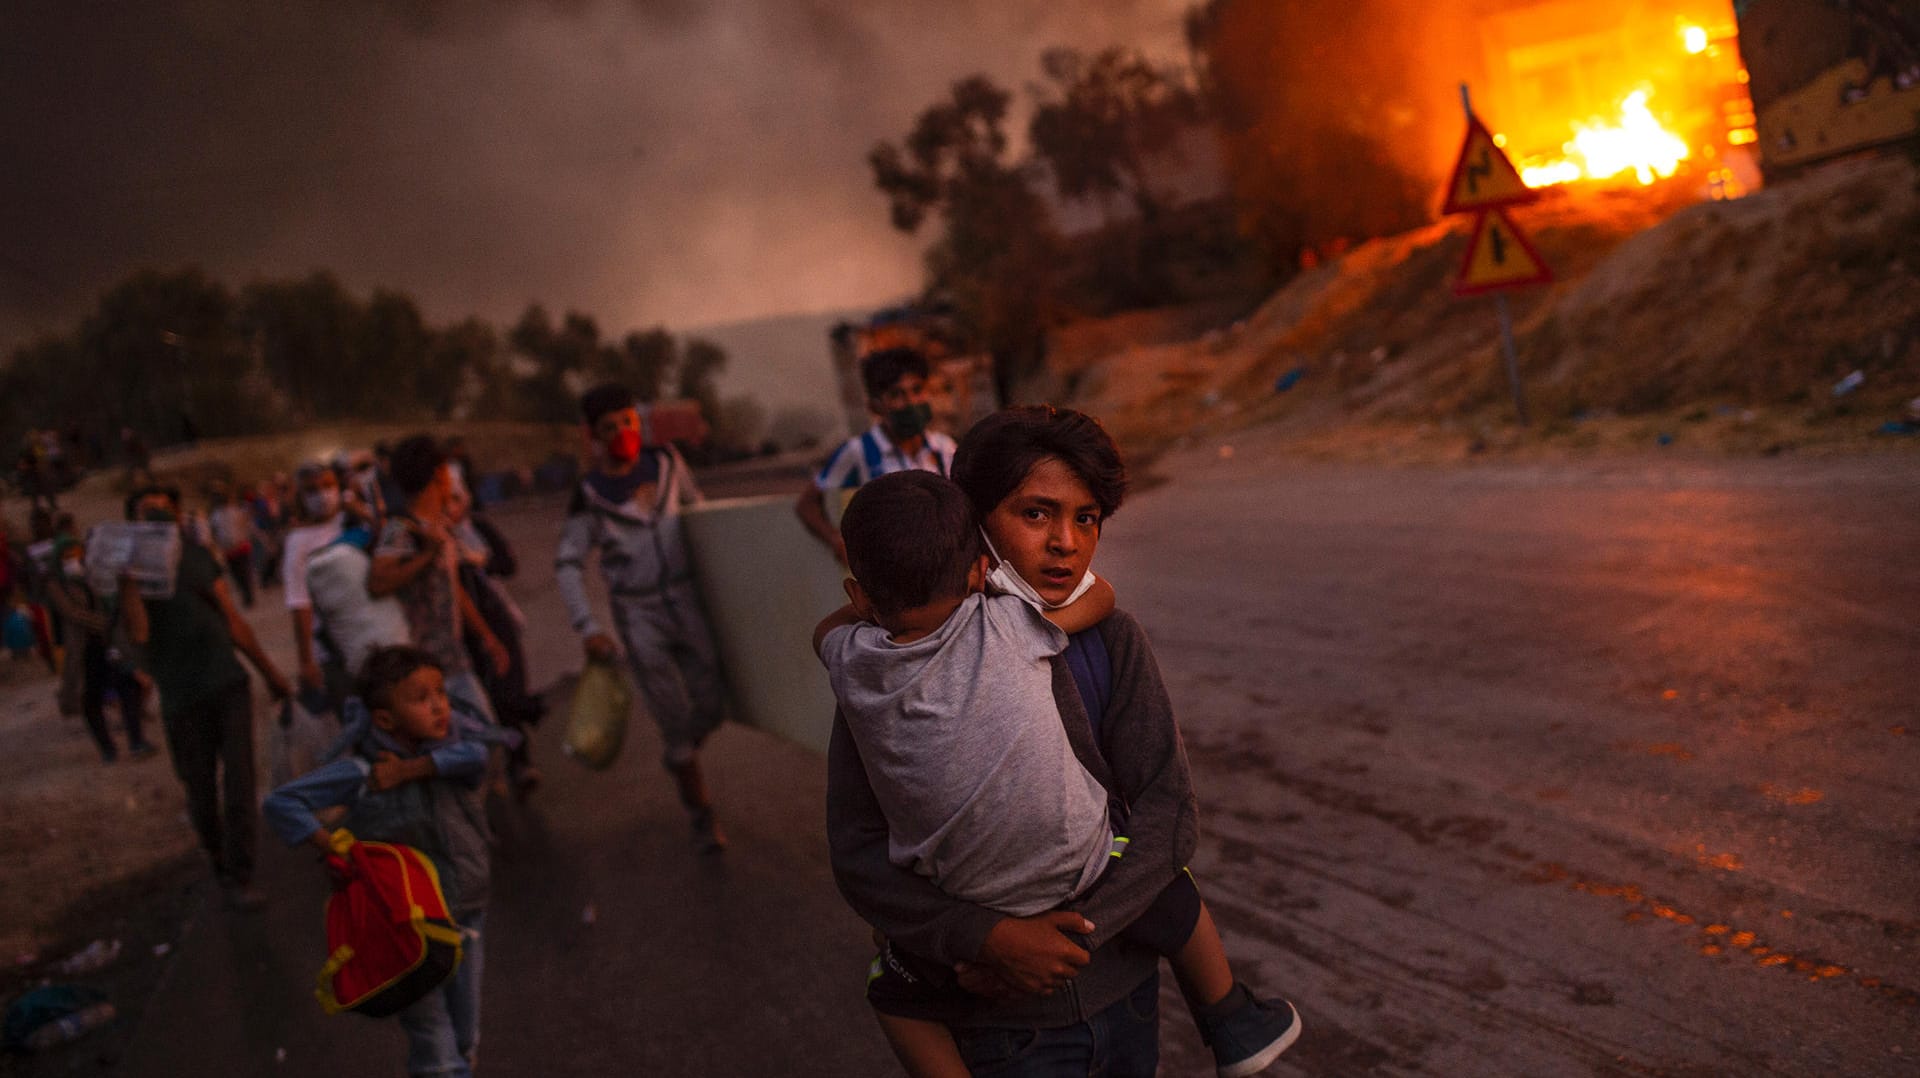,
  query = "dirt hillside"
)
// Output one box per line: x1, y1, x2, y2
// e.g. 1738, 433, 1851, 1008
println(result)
1068, 154, 1920, 458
